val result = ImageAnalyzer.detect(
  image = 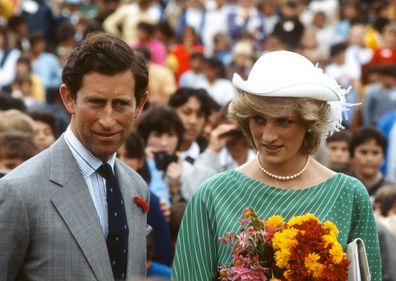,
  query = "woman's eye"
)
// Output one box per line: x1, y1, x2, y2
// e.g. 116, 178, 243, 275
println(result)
278, 118, 292, 125
252, 116, 265, 124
